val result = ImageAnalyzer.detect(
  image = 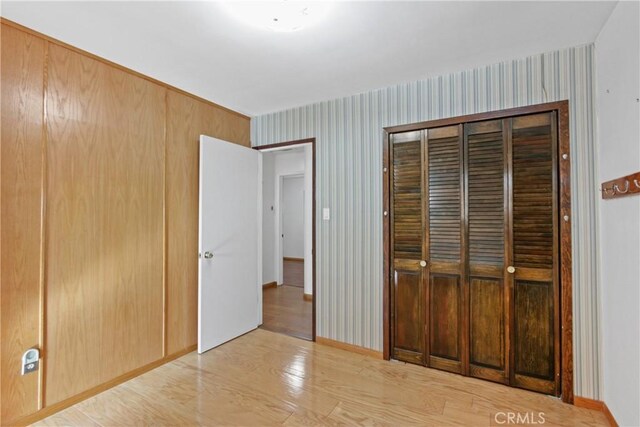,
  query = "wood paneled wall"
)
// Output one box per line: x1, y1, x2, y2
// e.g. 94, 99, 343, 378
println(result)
0, 20, 250, 425
1, 24, 46, 423
44, 43, 167, 405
